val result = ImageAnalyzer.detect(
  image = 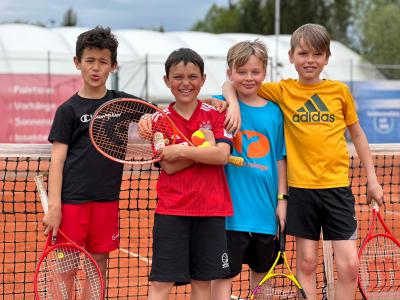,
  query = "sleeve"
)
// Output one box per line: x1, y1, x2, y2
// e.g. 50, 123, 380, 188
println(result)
48, 104, 75, 145
275, 108, 286, 160
342, 85, 359, 126
258, 82, 282, 104
213, 110, 233, 146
